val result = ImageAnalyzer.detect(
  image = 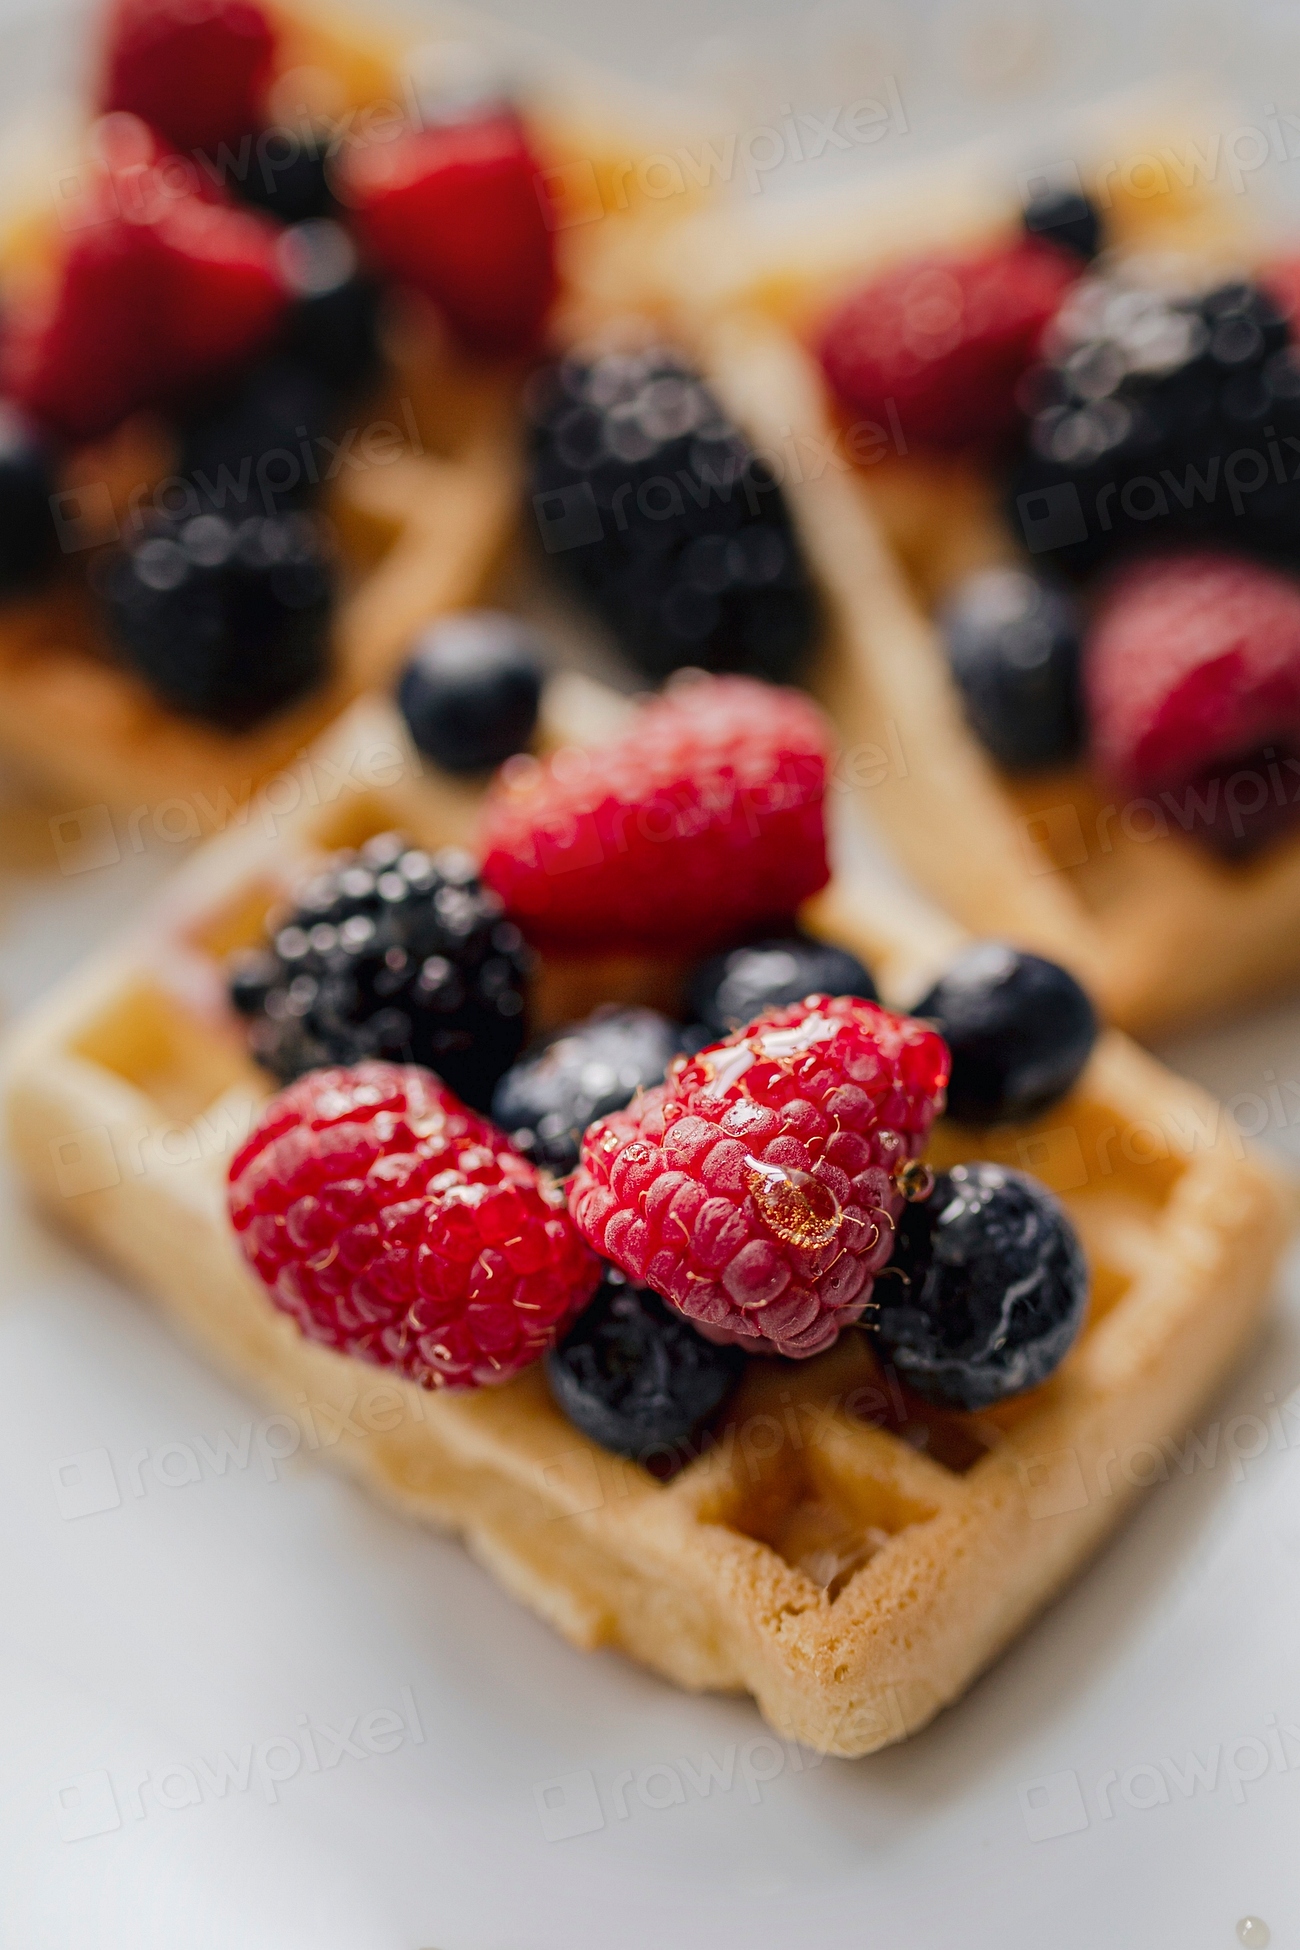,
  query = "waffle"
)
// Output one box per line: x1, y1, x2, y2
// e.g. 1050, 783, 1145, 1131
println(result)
0, 0, 704, 824
654, 97, 1300, 1039
4, 687, 1290, 1756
